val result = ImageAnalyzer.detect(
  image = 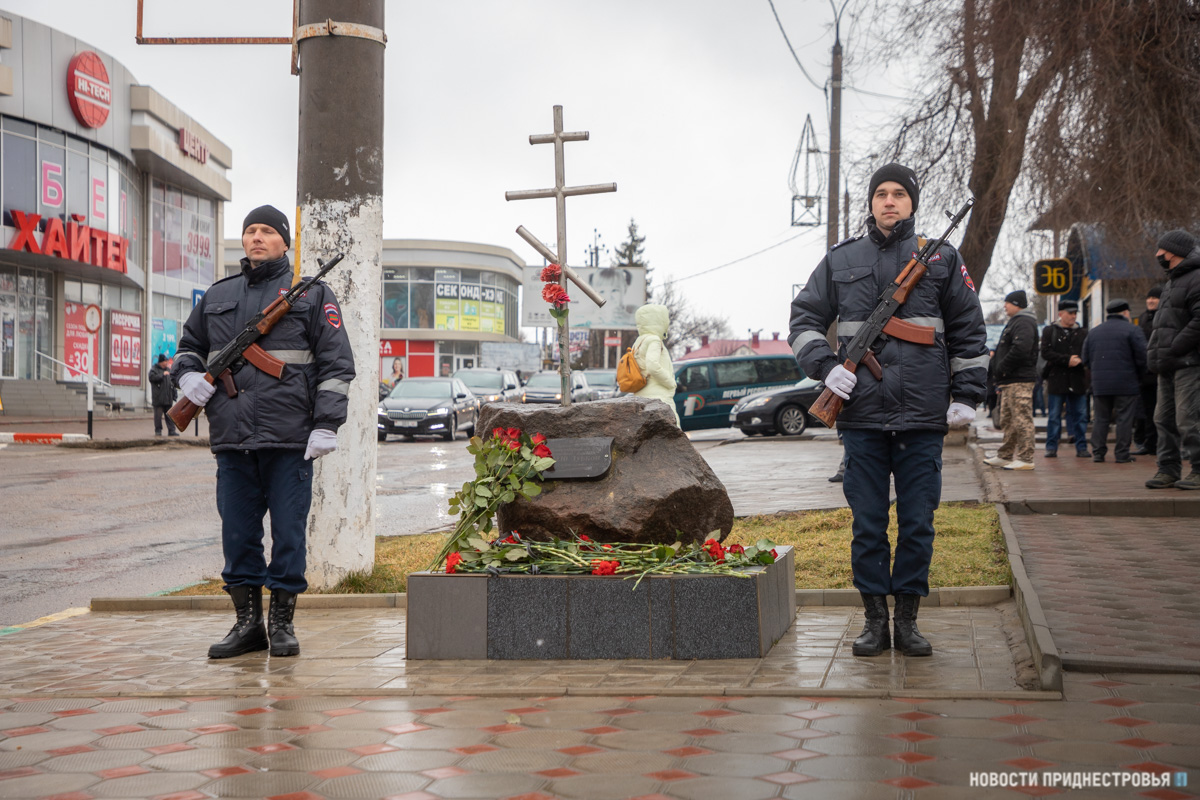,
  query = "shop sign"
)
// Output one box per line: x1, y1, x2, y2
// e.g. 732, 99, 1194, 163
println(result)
178, 127, 209, 164
108, 310, 142, 386
7, 211, 129, 274
67, 51, 111, 129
